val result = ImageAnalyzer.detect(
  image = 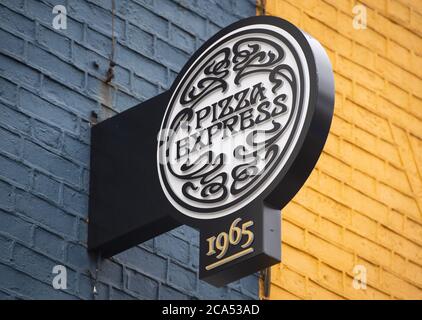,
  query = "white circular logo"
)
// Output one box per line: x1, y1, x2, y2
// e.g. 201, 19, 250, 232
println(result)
158, 24, 311, 219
